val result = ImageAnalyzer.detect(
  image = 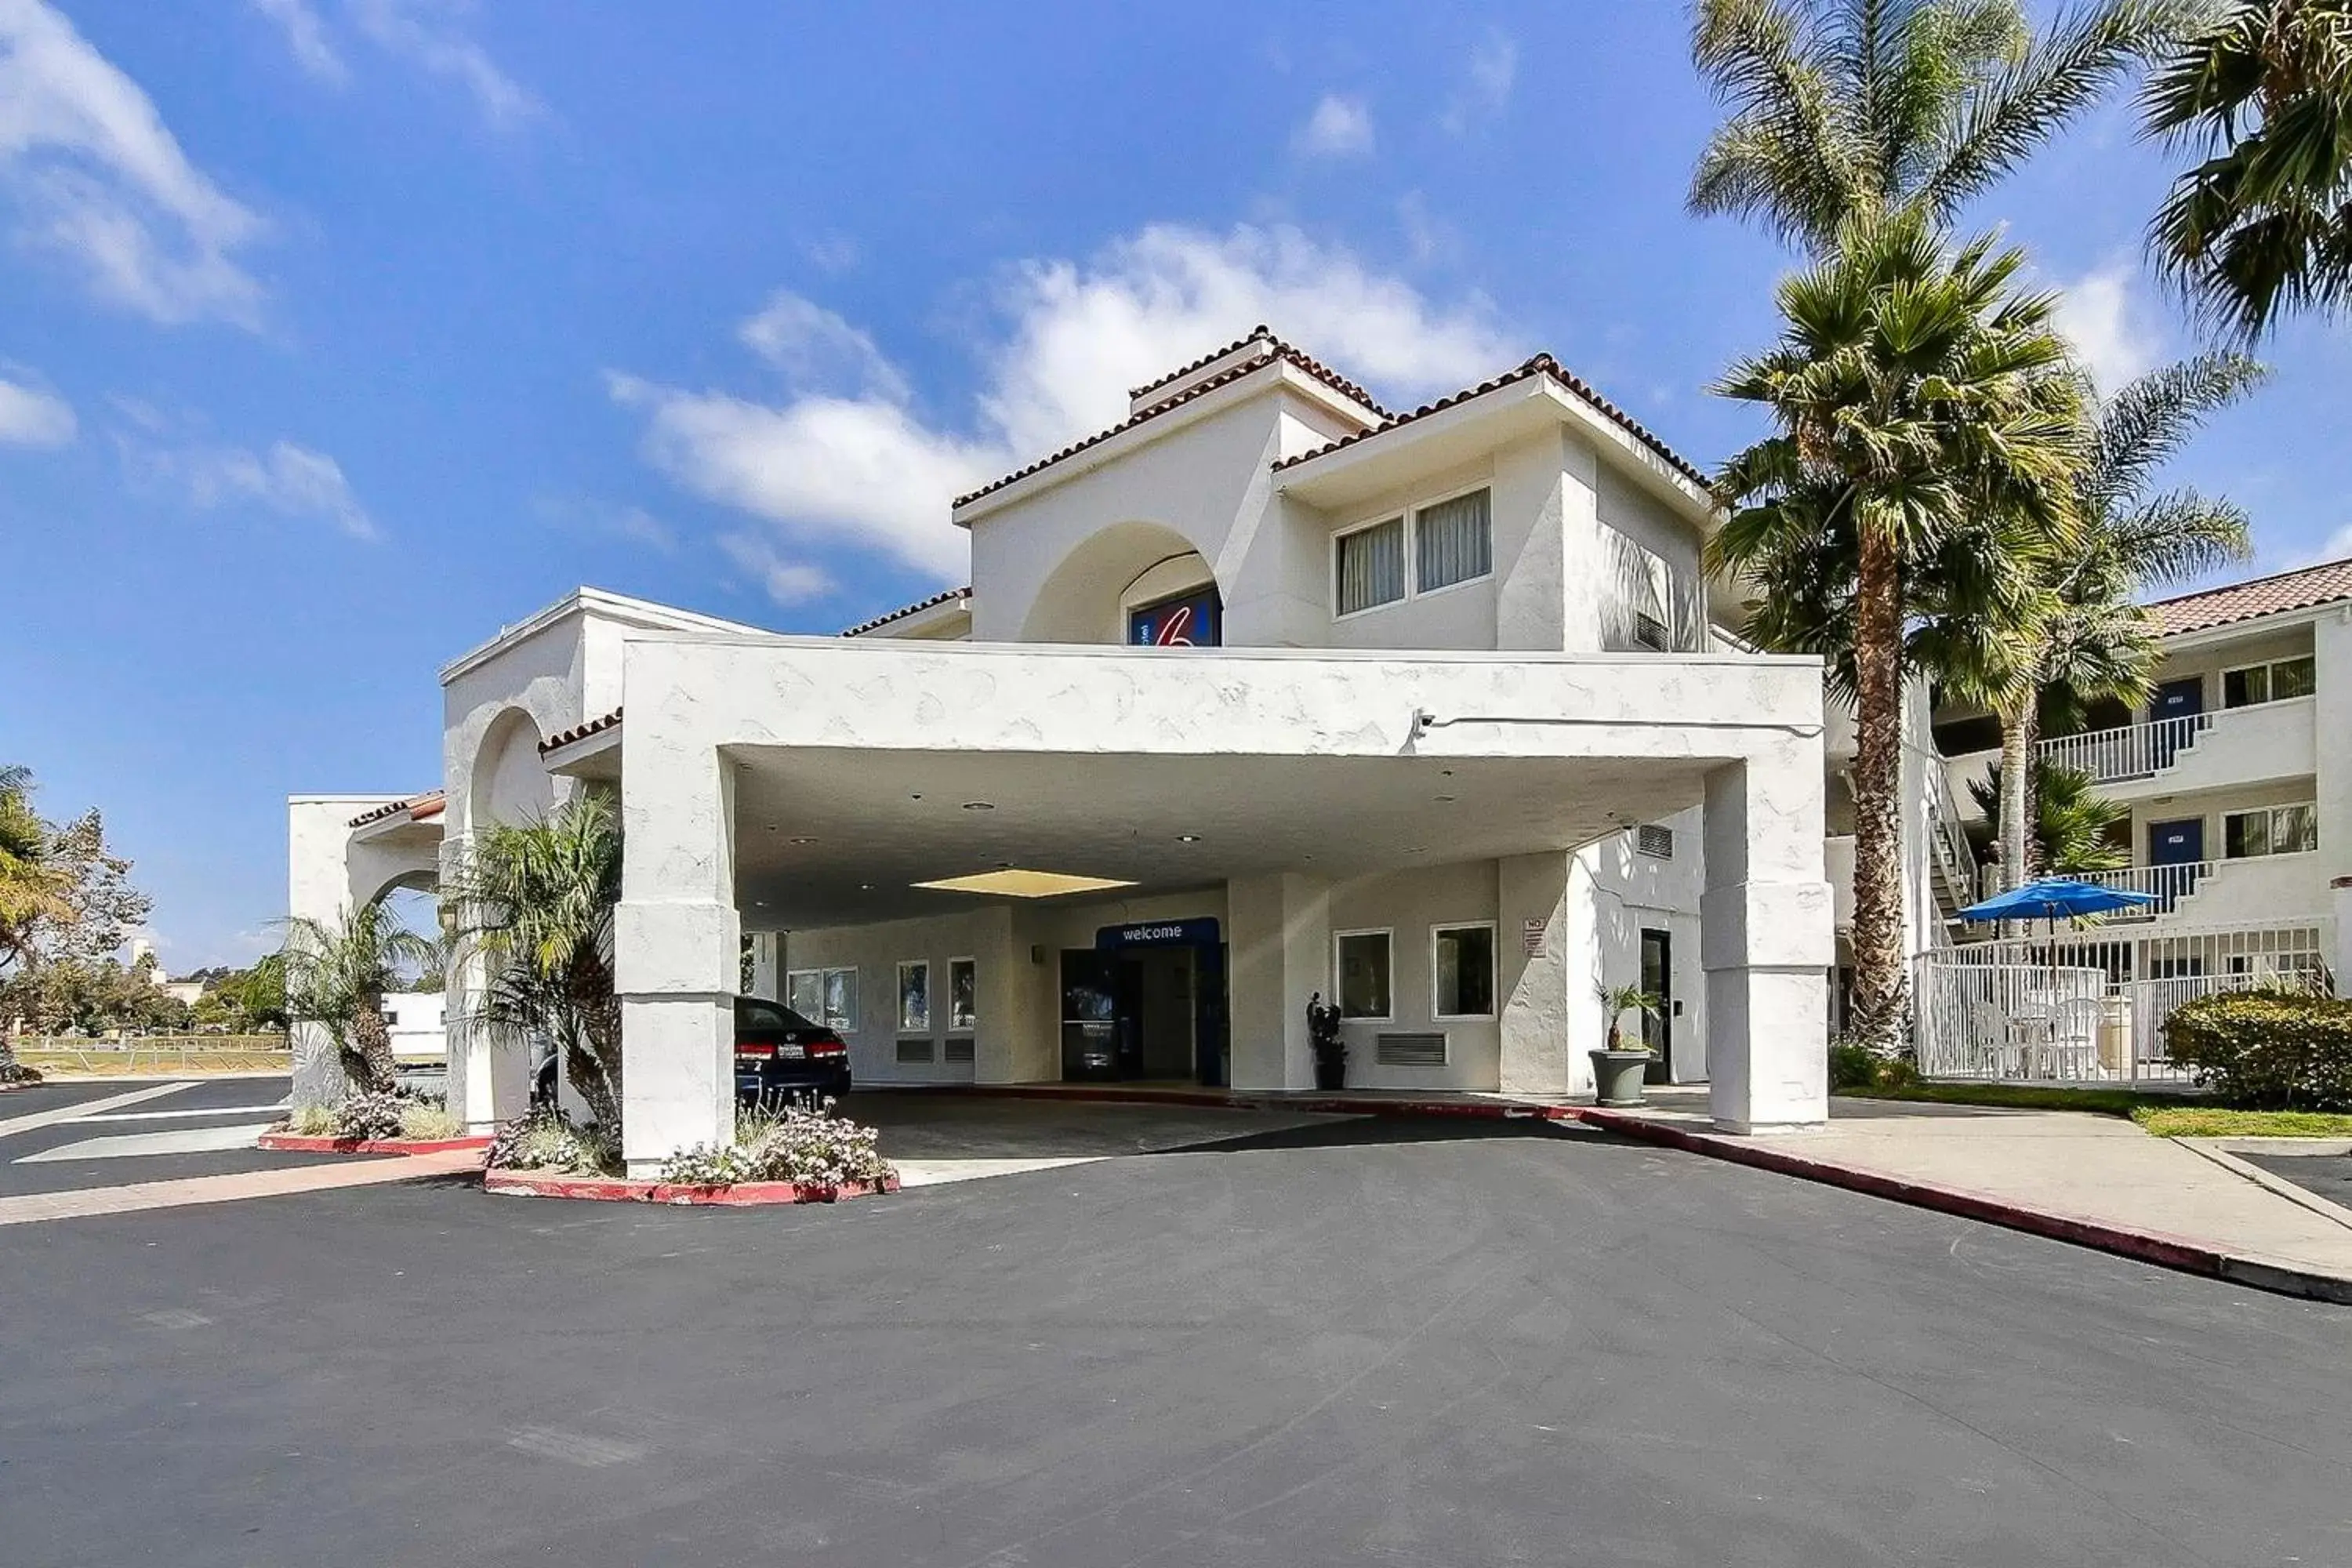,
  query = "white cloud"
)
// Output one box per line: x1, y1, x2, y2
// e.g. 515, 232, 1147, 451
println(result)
0, 0, 266, 325
802, 232, 859, 274
0, 372, 74, 445
2310, 522, 2352, 564
137, 437, 377, 540
1294, 94, 1374, 159
739, 290, 909, 402
612, 221, 1518, 585
250, 0, 347, 85
1396, 190, 1457, 266
2054, 262, 2163, 392
1441, 31, 1518, 133
350, 0, 535, 127
719, 531, 833, 607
